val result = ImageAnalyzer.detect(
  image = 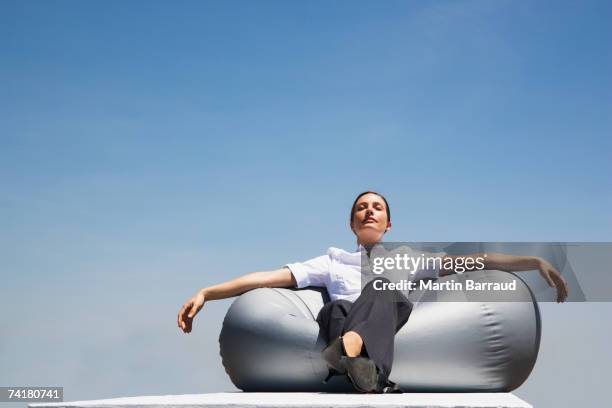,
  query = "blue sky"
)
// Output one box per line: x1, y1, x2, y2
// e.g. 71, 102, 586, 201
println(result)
1, 1, 611, 407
